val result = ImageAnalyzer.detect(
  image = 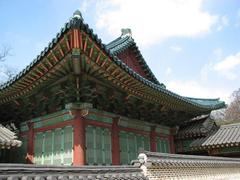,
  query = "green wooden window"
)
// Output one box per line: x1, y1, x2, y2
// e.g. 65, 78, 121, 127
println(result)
34, 132, 43, 164
119, 131, 150, 165
62, 126, 73, 165
15, 136, 27, 163
156, 137, 170, 153
43, 131, 53, 164
33, 126, 73, 165
85, 125, 112, 165
52, 128, 62, 164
